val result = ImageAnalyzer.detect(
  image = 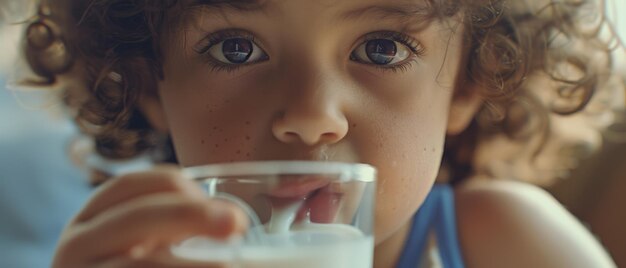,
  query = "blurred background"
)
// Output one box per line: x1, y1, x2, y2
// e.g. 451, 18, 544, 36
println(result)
0, 1, 91, 267
547, 1, 626, 266
0, 0, 624, 267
